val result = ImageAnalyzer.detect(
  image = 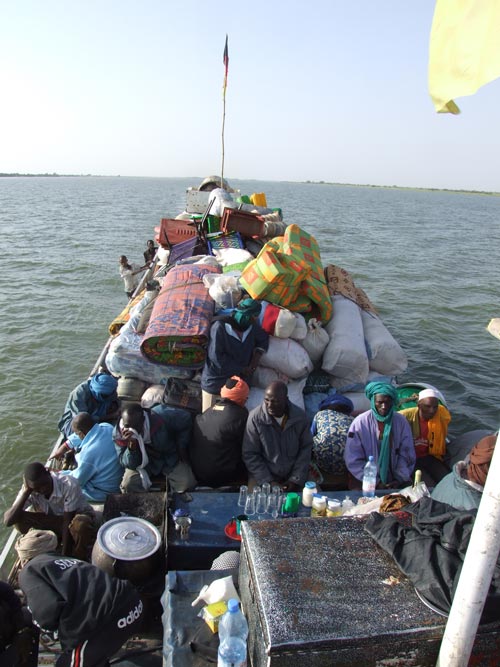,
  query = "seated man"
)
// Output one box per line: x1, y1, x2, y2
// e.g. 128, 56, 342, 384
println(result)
399, 388, 451, 486
242, 381, 312, 491
432, 433, 497, 510
191, 376, 249, 487
57, 372, 119, 439
345, 382, 415, 490
113, 402, 196, 493
3, 462, 97, 560
19, 547, 143, 667
62, 412, 123, 502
